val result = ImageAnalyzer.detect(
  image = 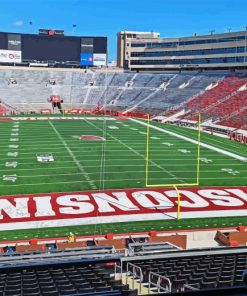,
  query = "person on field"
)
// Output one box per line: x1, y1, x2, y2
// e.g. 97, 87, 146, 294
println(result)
67, 232, 76, 243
